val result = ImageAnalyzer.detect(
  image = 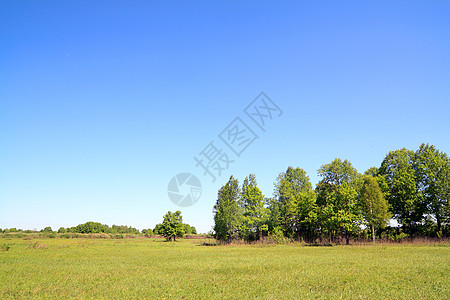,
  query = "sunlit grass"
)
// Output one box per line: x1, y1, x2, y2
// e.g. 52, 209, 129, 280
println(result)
0, 238, 448, 299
